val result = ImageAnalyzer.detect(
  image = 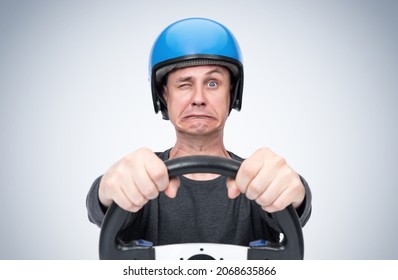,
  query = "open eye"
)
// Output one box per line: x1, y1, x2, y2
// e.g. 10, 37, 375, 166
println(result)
207, 81, 218, 88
